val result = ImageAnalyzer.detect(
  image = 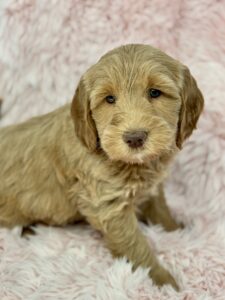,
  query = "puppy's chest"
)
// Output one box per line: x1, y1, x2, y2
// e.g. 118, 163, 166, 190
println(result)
78, 163, 166, 206
121, 180, 154, 205
118, 169, 162, 204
